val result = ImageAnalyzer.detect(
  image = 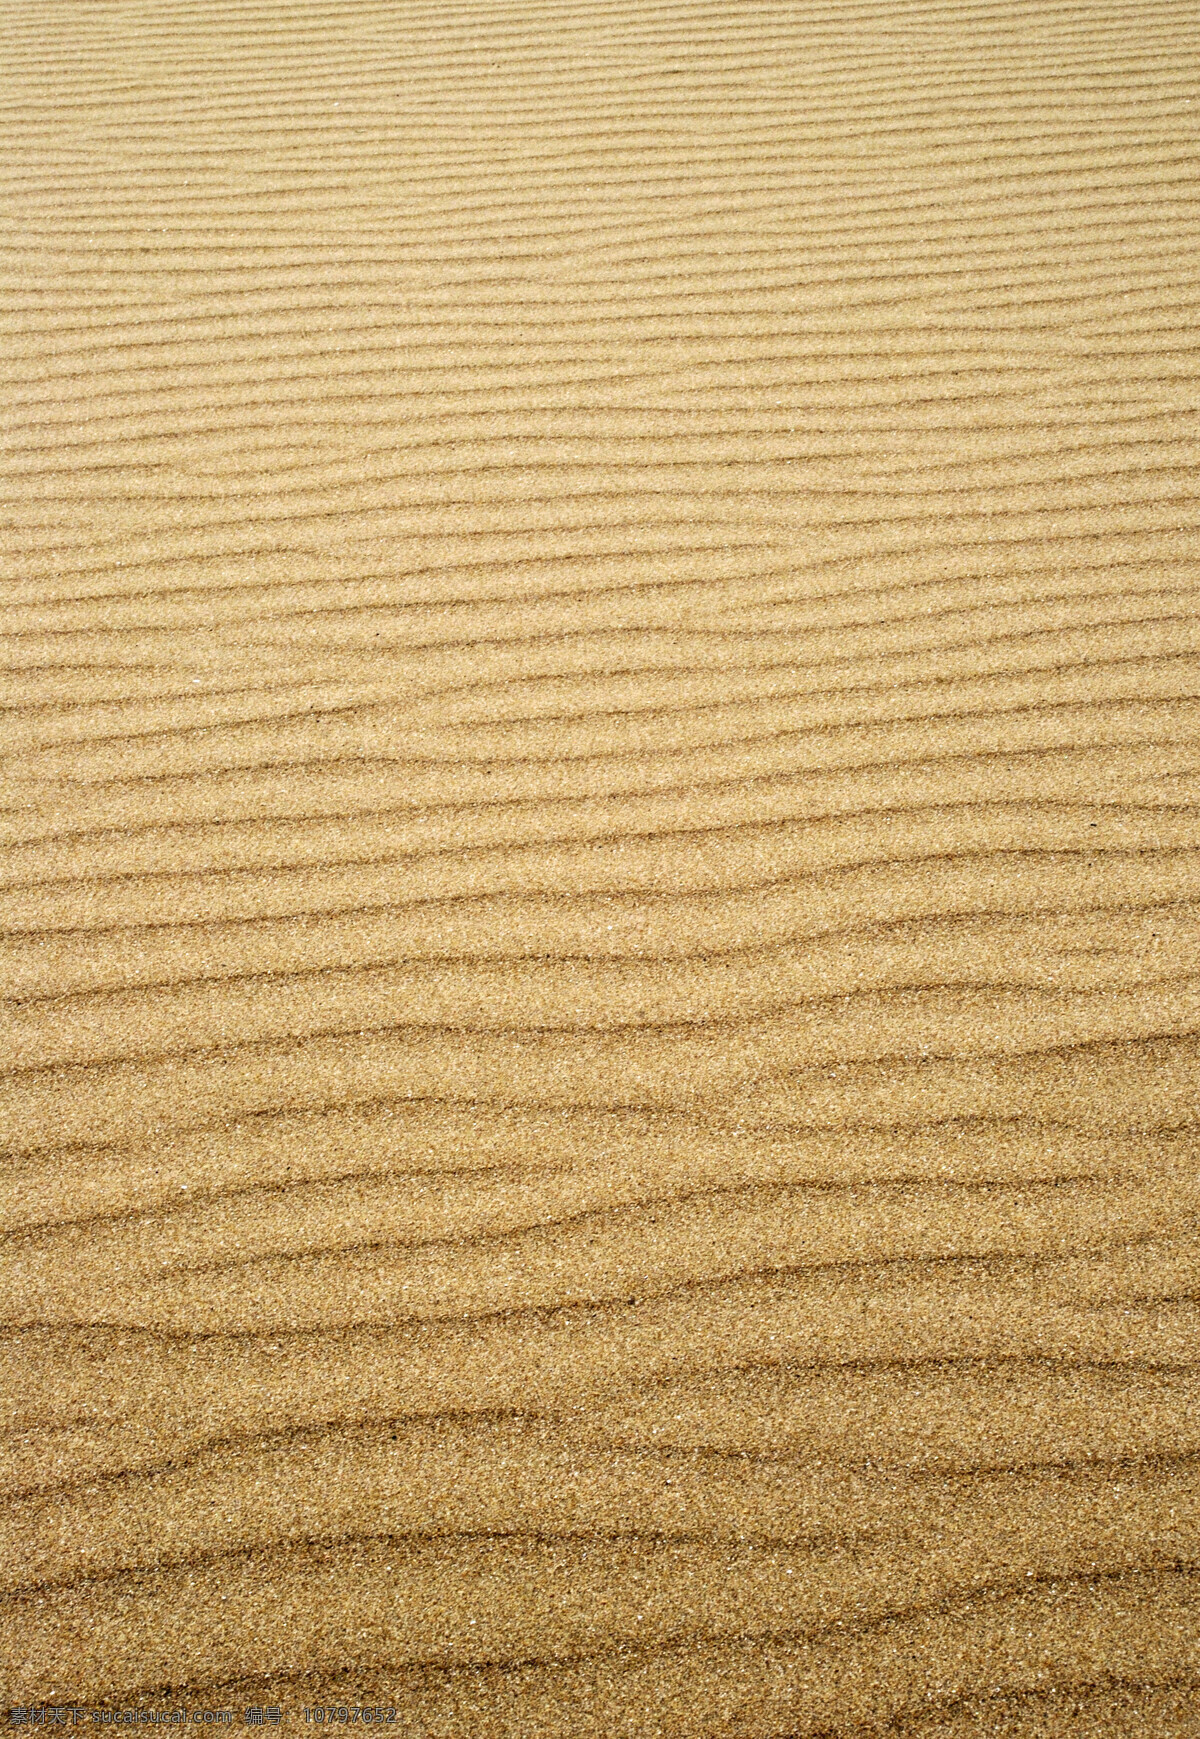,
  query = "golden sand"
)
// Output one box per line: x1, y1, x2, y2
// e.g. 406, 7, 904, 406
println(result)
2, 0, 1199, 1727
